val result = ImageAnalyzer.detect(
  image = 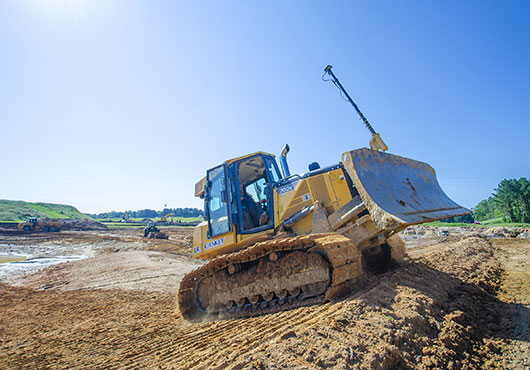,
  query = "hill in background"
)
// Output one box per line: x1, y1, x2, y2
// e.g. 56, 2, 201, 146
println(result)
0, 200, 91, 222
